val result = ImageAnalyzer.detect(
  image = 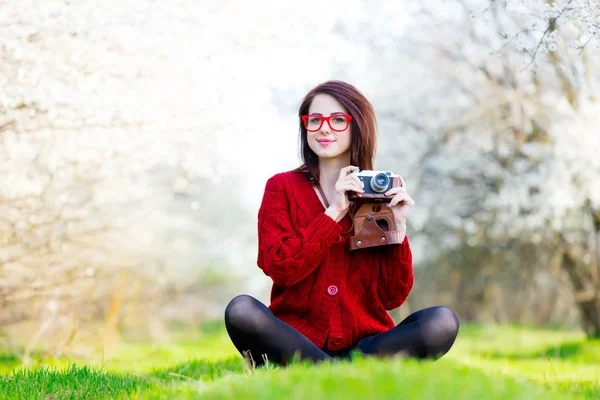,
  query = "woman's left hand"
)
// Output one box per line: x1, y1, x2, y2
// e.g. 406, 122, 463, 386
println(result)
384, 176, 415, 227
